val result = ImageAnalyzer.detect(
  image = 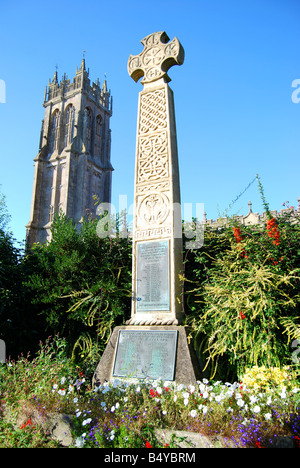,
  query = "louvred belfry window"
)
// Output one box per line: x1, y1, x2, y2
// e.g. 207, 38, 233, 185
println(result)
84, 107, 93, 153
64, 104, 75, 147
49, 109, 60, 153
